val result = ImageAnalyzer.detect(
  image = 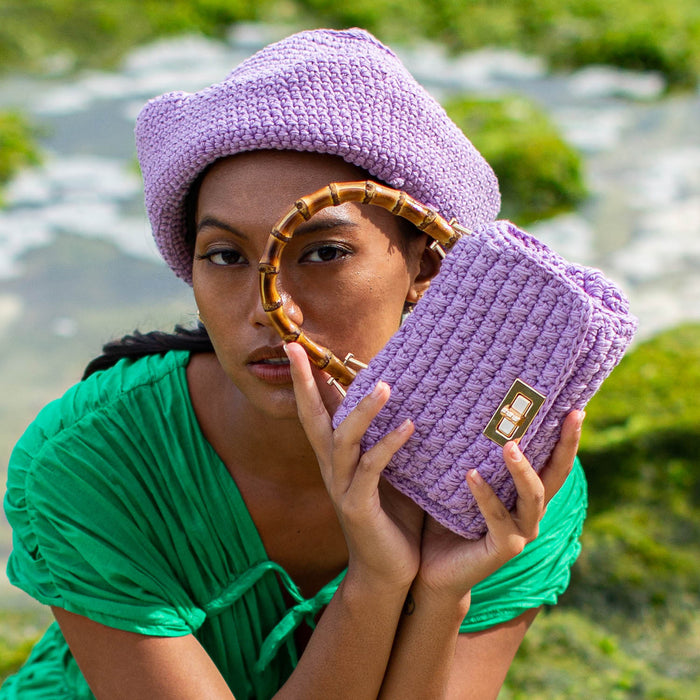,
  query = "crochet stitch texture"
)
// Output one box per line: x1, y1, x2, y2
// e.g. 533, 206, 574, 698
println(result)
135, 28, 500, 284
